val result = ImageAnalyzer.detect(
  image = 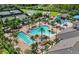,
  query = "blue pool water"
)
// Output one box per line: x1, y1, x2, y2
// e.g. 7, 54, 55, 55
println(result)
73, 15, 79, 19
17, 25, 54, 45
31, 25, 53, 36
17, 32, 35, 45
